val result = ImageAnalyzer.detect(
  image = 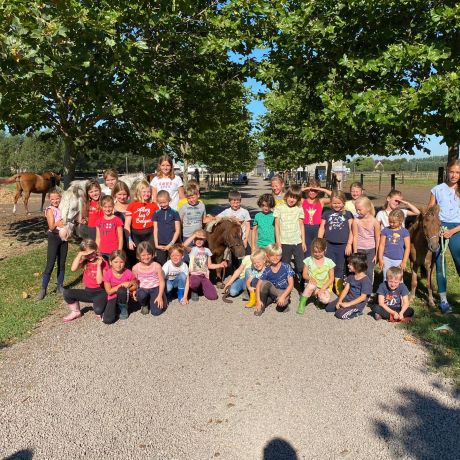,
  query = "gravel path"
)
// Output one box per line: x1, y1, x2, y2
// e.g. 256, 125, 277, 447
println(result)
1, 177, 459, 460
